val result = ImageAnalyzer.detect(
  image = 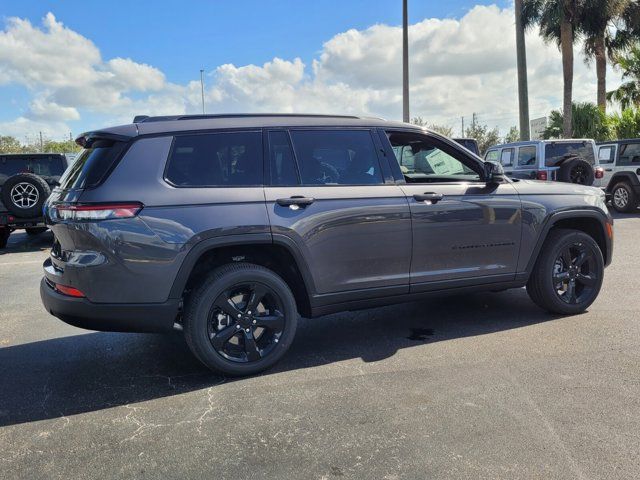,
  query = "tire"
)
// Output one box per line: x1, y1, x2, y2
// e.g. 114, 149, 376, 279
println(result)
0, 173, 51, 218
26, 227, 48, 236
610, 182, 638, 213
184, 262, 298, 376
0, 228, 9, 249
527, 229, 604, 315
558, 158, 595, 185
